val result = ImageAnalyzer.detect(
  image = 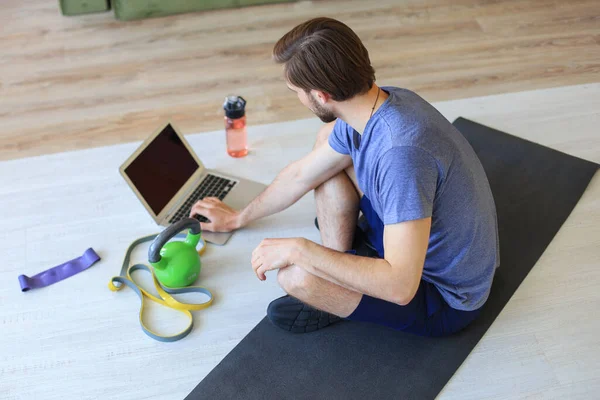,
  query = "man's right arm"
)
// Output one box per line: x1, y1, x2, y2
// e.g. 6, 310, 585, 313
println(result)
189, 136, 352, 232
